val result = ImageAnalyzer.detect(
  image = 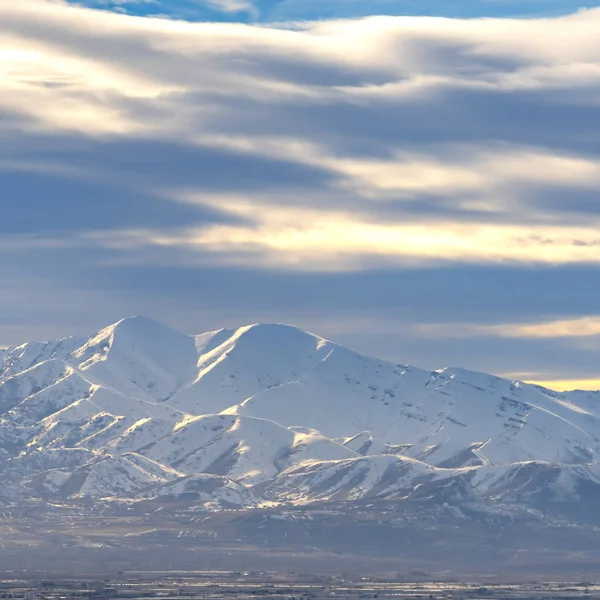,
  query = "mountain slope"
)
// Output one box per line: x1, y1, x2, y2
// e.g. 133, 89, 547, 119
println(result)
139, 413, 356, 485
1, 316, 600, 523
